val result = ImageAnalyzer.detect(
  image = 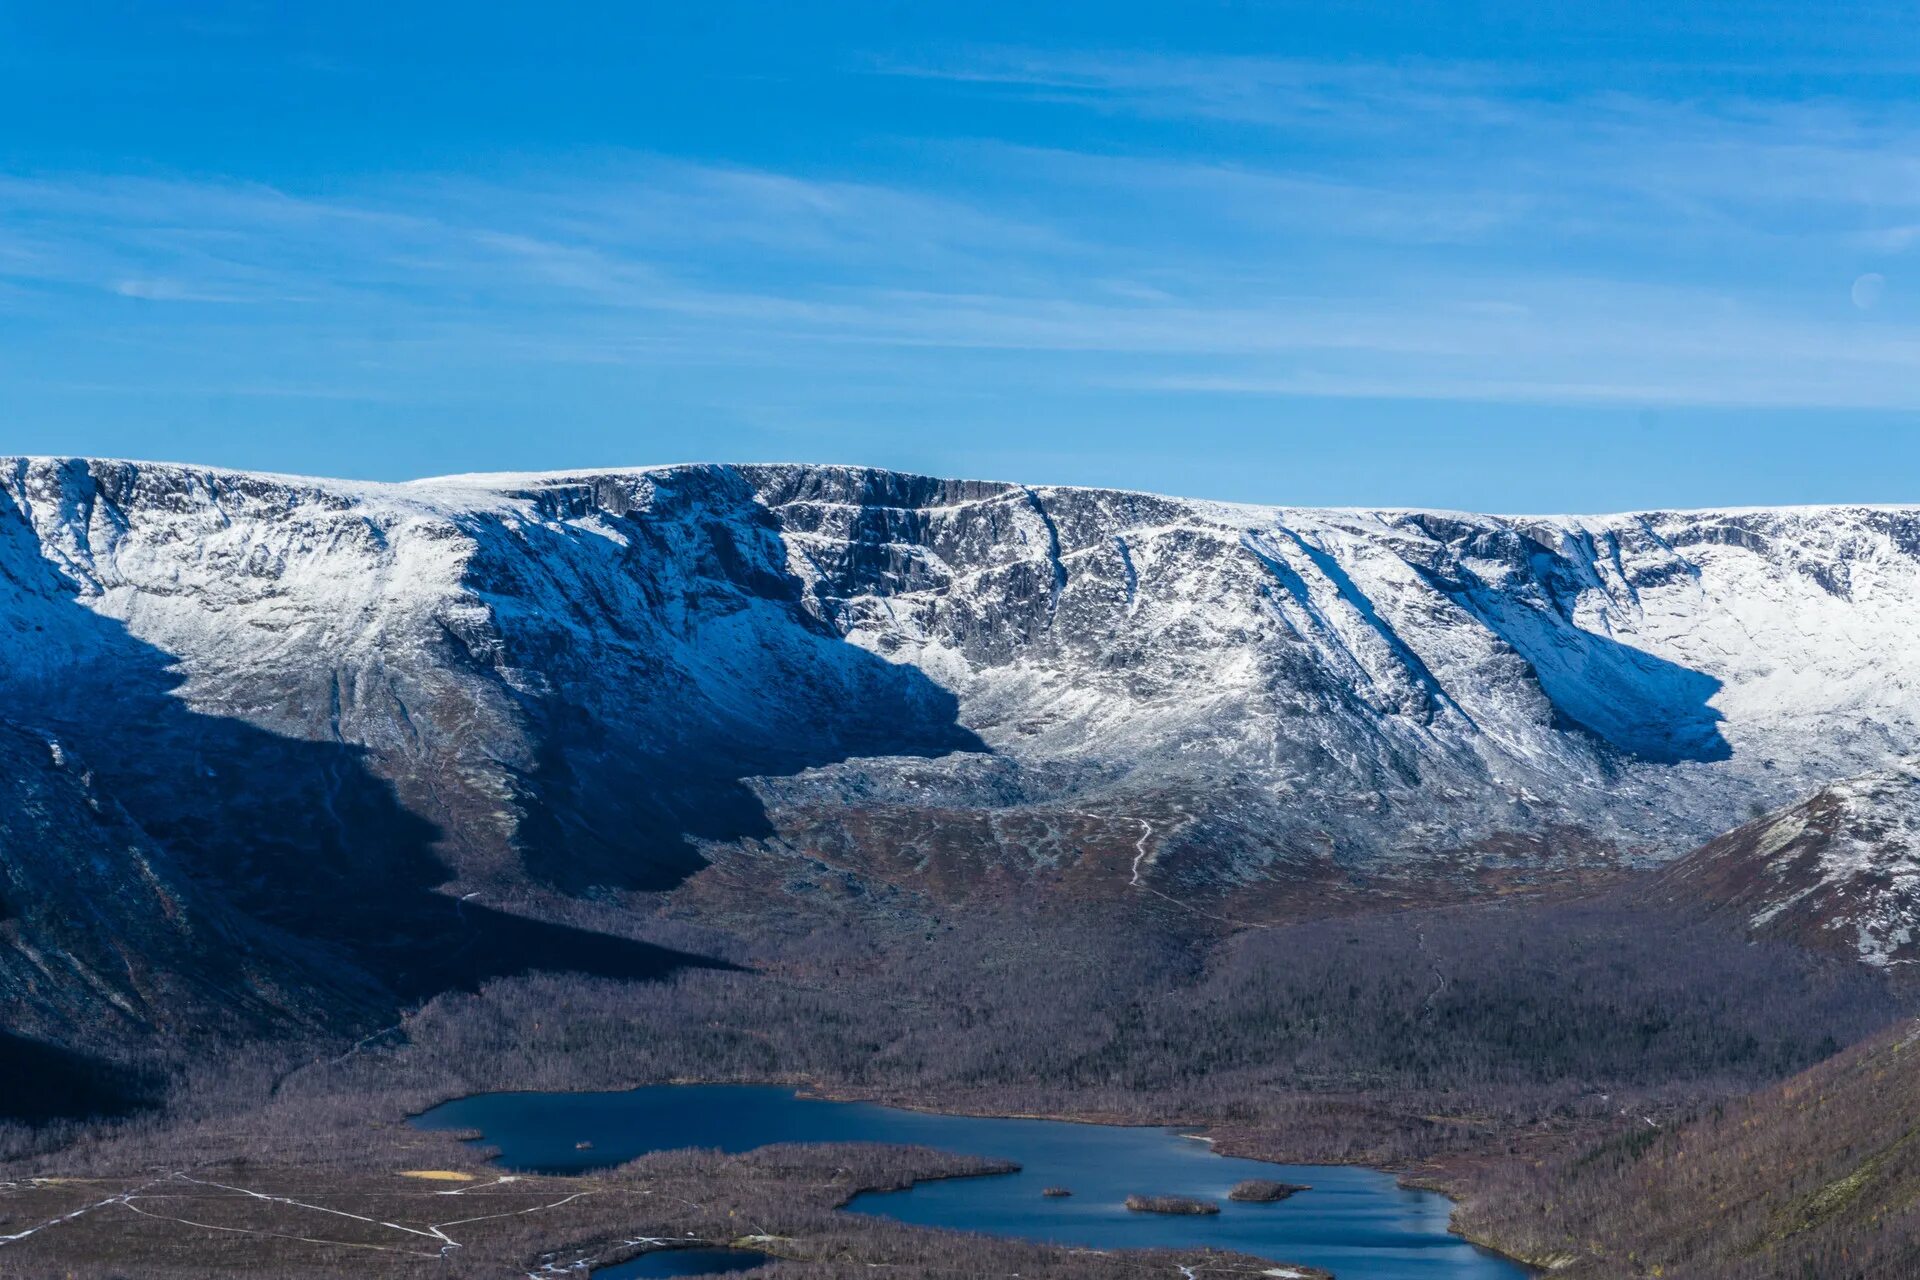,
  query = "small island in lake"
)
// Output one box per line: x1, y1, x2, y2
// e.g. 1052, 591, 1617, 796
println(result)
1124, 1193, 1220, 1215
1228, 1178, 1310, 1202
